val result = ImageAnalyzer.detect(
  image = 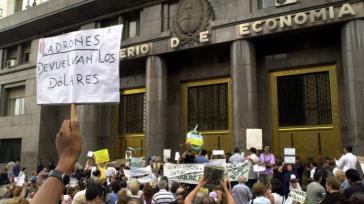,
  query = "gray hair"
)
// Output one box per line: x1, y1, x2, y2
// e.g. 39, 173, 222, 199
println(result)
157, 179, 168, 190
238, 175, 247, 183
